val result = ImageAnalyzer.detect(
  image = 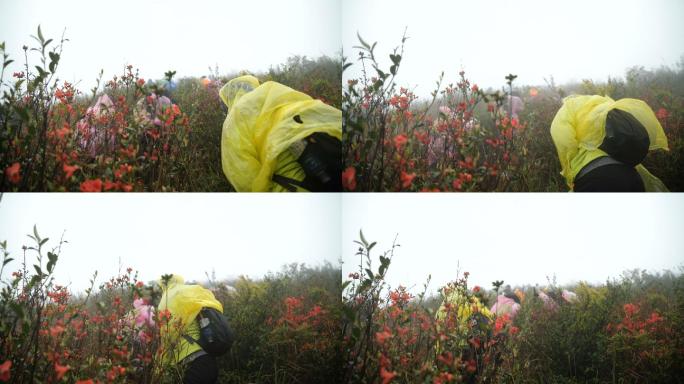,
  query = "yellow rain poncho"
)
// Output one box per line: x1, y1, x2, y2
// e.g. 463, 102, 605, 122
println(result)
219, 76, 342, 192
435, 288, 493, 353
550, 95, 669, 191
157, 275, 223, 363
